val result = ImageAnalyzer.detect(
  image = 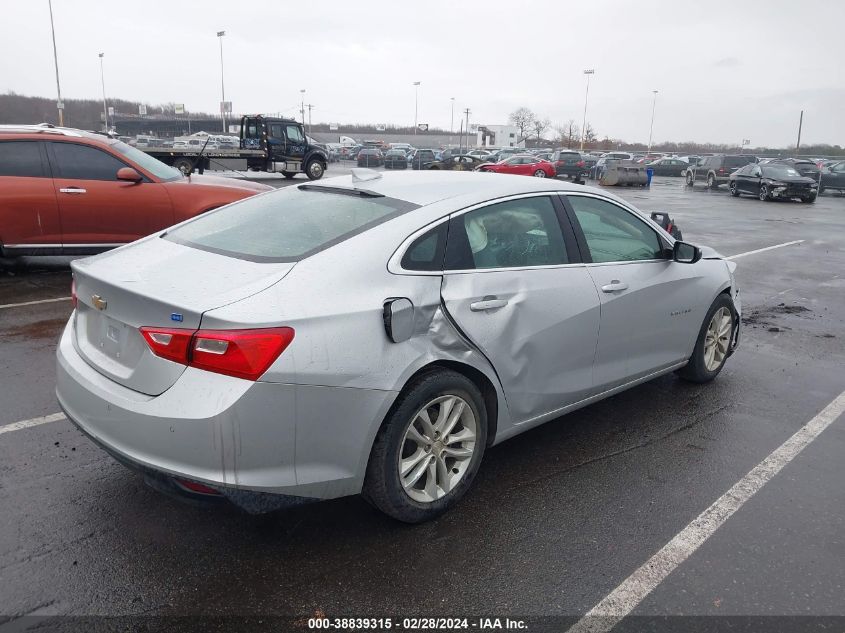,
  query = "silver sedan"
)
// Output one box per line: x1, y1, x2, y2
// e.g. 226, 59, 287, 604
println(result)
56, 170, 740, 522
